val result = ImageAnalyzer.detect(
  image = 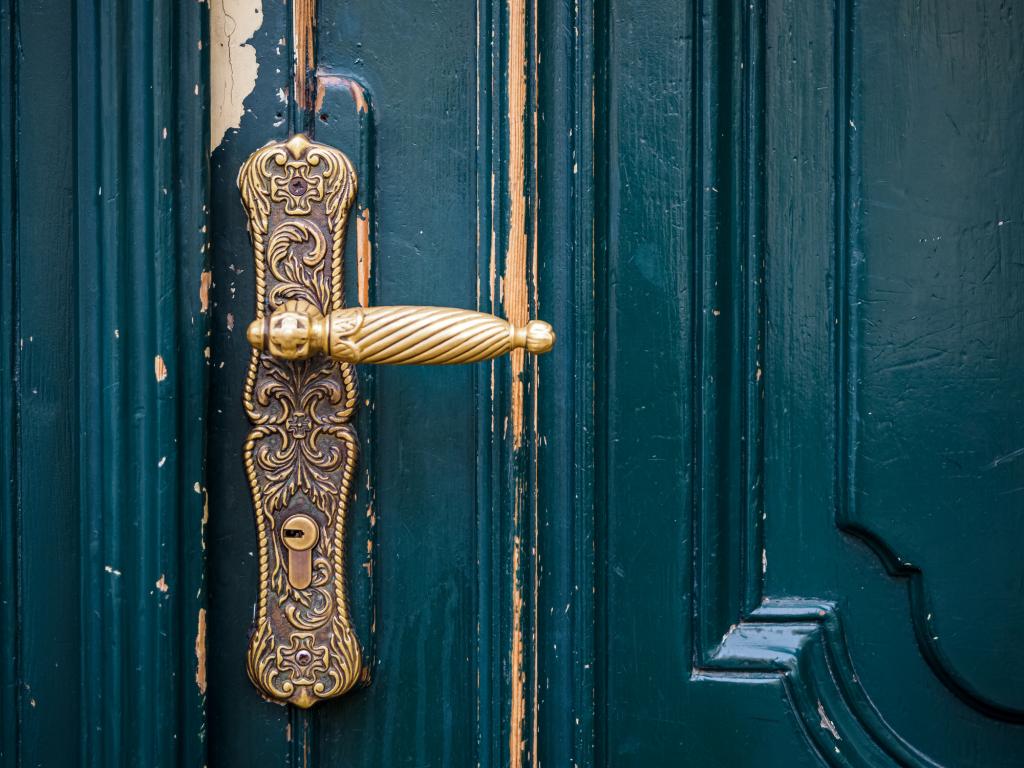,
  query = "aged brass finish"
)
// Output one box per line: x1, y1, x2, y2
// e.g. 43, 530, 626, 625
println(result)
247, 301, 556, 364
239, 134, 363, 708
280, 514, 319, 590
238, 134, 554, 708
